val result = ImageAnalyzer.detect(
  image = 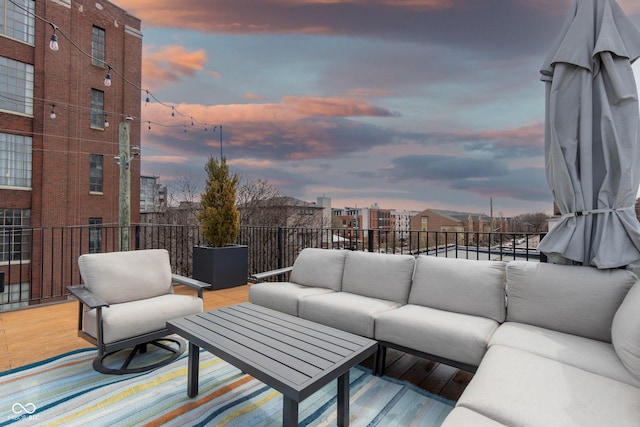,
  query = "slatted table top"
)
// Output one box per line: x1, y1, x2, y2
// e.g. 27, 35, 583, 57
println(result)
167, 302, 378, 401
